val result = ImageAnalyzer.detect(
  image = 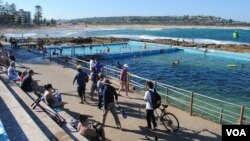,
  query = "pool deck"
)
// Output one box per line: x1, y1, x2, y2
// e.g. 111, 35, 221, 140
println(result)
1, 46, 222, 140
